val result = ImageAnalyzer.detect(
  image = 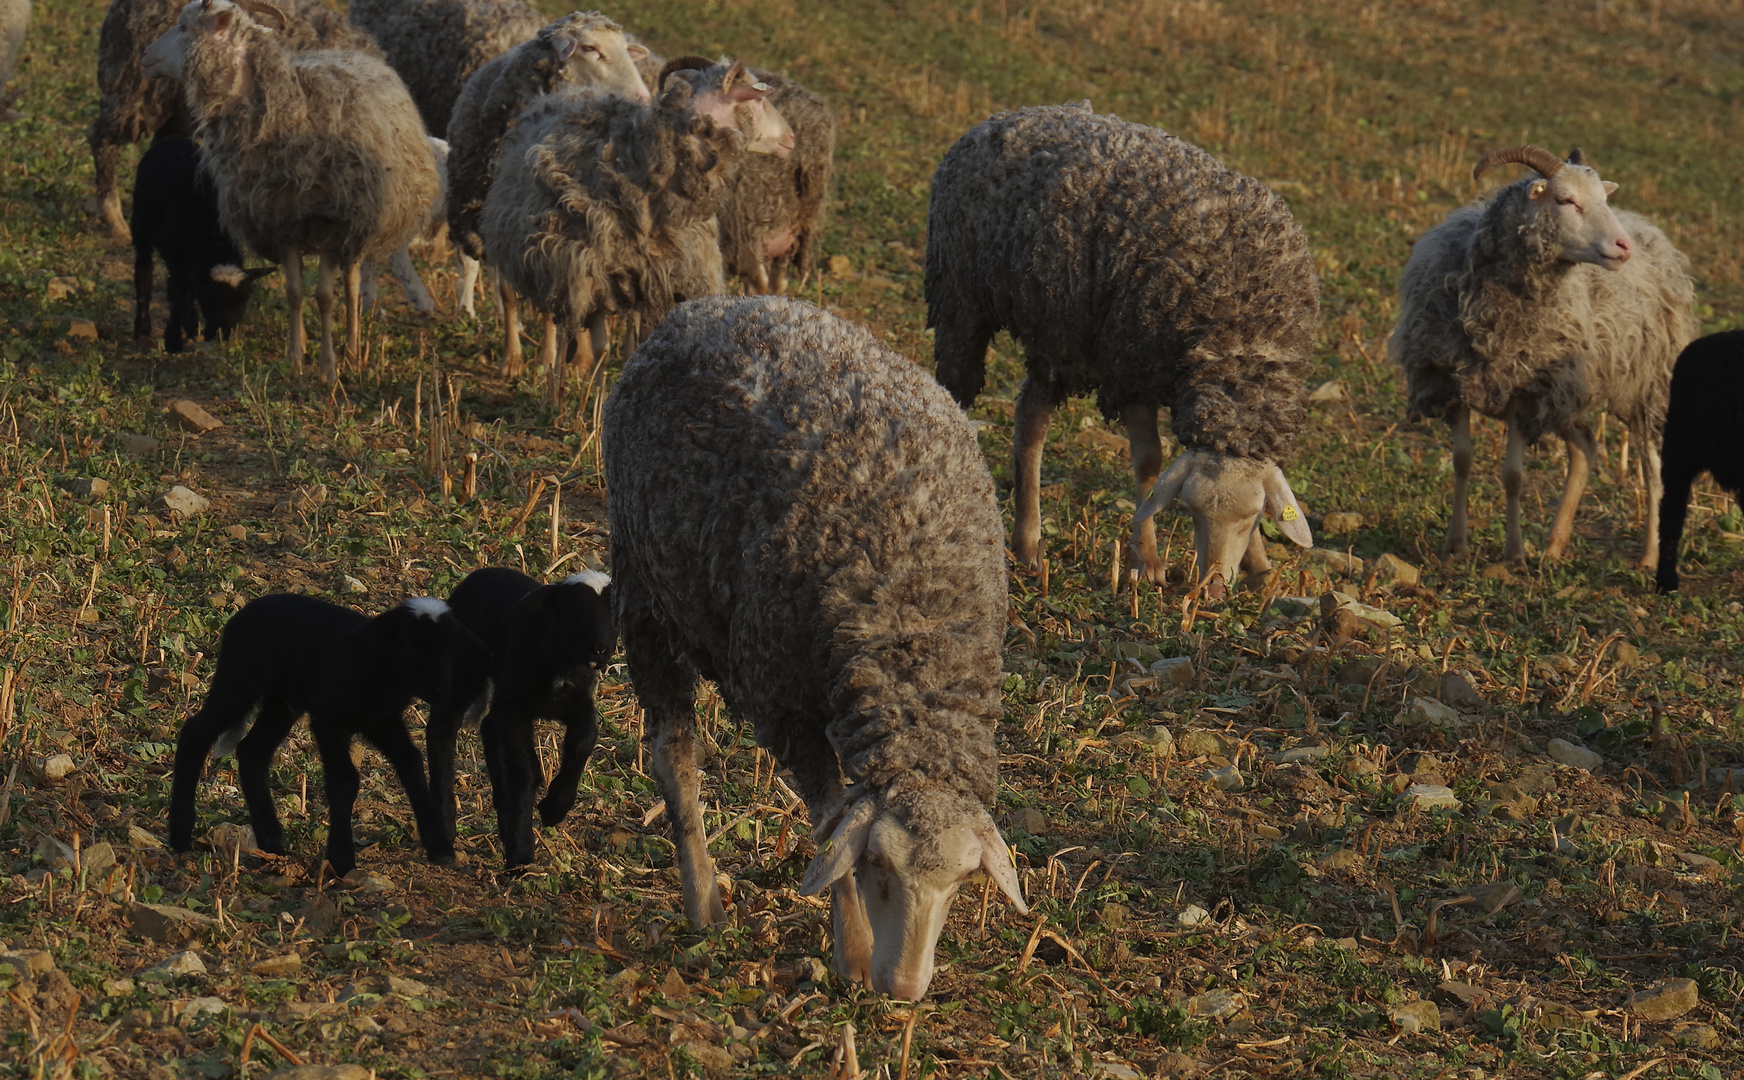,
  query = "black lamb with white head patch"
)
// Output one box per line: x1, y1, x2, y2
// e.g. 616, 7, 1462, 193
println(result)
131, 135, 271, 352
427, 566, 615, 868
